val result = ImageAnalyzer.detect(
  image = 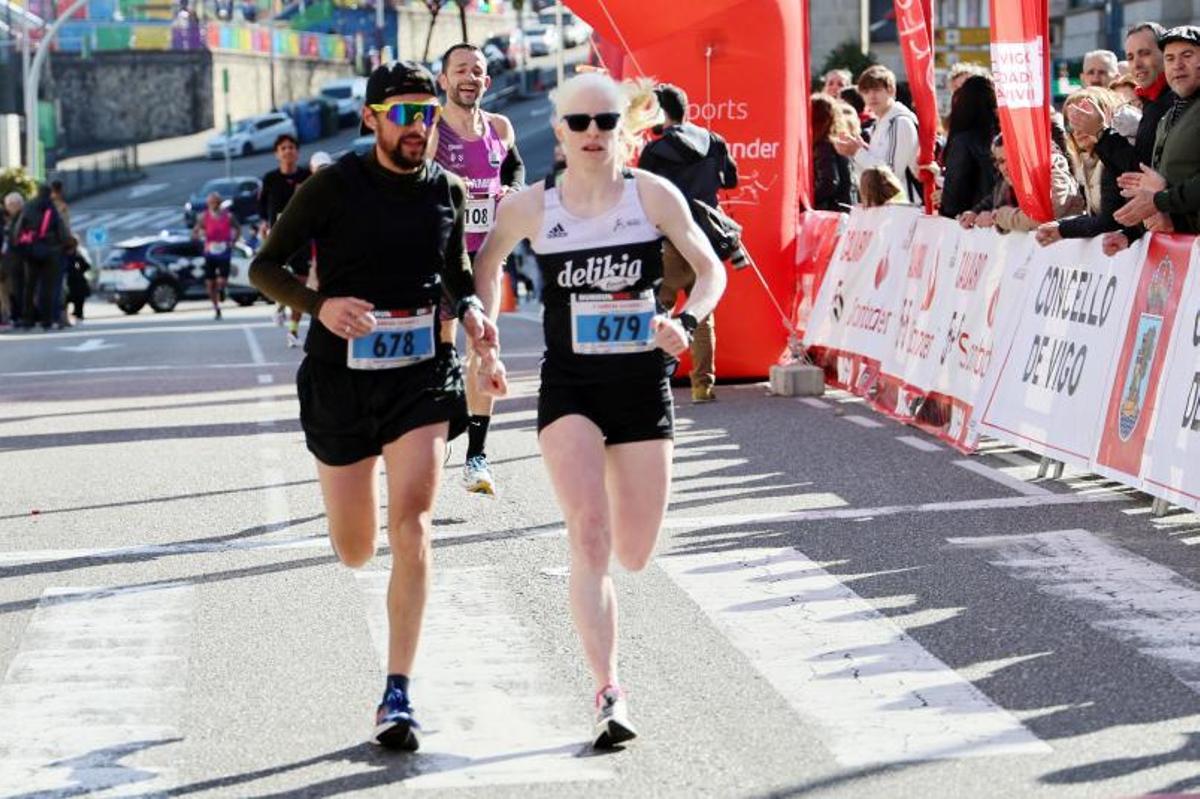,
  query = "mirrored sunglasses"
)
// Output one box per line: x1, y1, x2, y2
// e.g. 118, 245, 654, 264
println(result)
370, 102, 442, 127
